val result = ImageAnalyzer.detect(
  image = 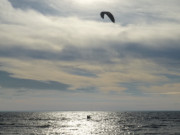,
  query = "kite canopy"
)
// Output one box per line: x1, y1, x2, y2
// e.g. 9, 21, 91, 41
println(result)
100, 11, 115, 23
